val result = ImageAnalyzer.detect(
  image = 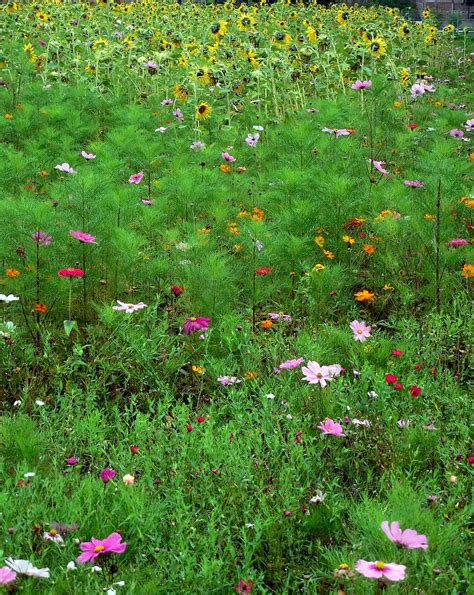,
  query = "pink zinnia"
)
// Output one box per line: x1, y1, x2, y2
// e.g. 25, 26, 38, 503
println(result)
0, 567, 17, 585
318, 418, 346, 437
355, 560, 406, 582
279, 357, 304, 370
58, 267, 84, 278
76, 532, 127, 565
350, 320, 371, 342
221, 152, 236, 162
128, 171, 144, 184
352, 79, 372, 90
404, 179, 423, 188
70, 230, 96, 244
381, 521, 428, 549
368, 159, 389, 175
182, 316, 211, 335
446, 238, 468, 248
99, 468, 116, 483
